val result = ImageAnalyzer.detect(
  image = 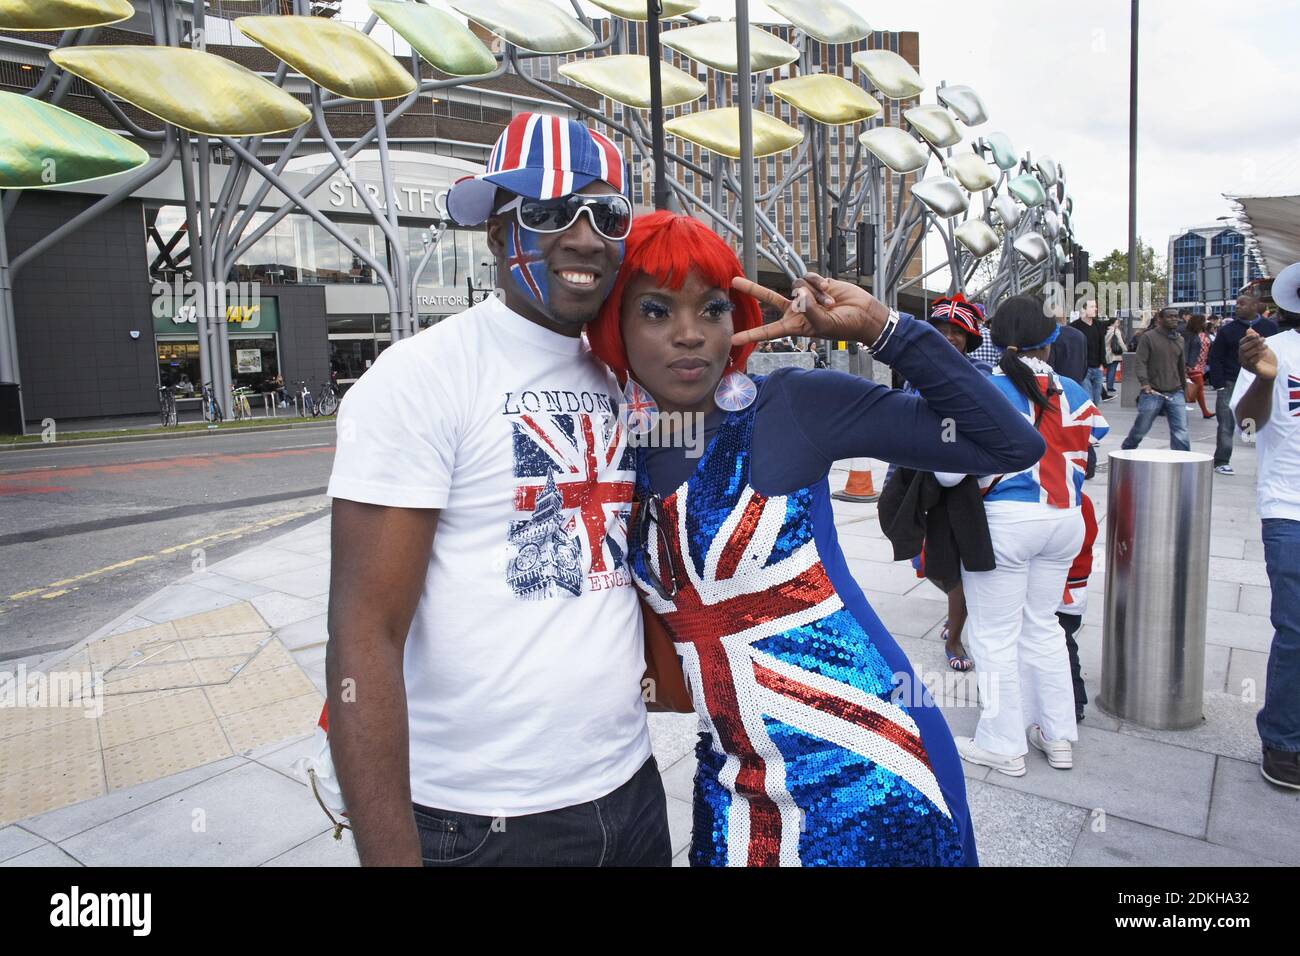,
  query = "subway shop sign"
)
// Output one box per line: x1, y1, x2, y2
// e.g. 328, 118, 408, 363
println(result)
153, 297, 279, 333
